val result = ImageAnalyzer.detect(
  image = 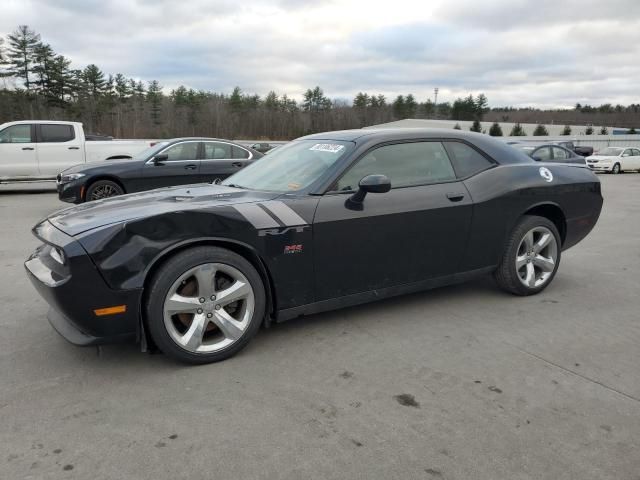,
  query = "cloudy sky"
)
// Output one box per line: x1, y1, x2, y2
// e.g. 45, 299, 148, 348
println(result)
2, 0, 639, 108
